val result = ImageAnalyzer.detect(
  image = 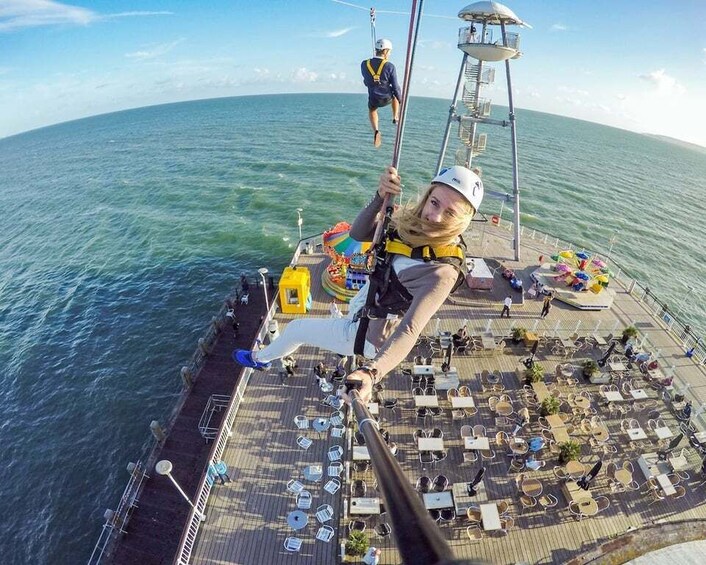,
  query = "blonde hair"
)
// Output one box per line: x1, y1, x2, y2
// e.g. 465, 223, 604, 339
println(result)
390, 184, 475, 248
